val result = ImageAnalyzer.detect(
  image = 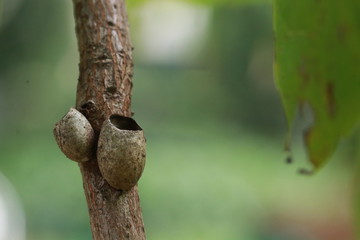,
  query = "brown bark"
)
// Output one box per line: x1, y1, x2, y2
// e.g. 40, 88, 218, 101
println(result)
71, 0, 146, 239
